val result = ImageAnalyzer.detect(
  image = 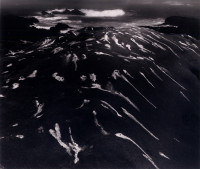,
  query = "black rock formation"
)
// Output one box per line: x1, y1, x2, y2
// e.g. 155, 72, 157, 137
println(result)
142, 16, 200, 39
0, 15, 70, 53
